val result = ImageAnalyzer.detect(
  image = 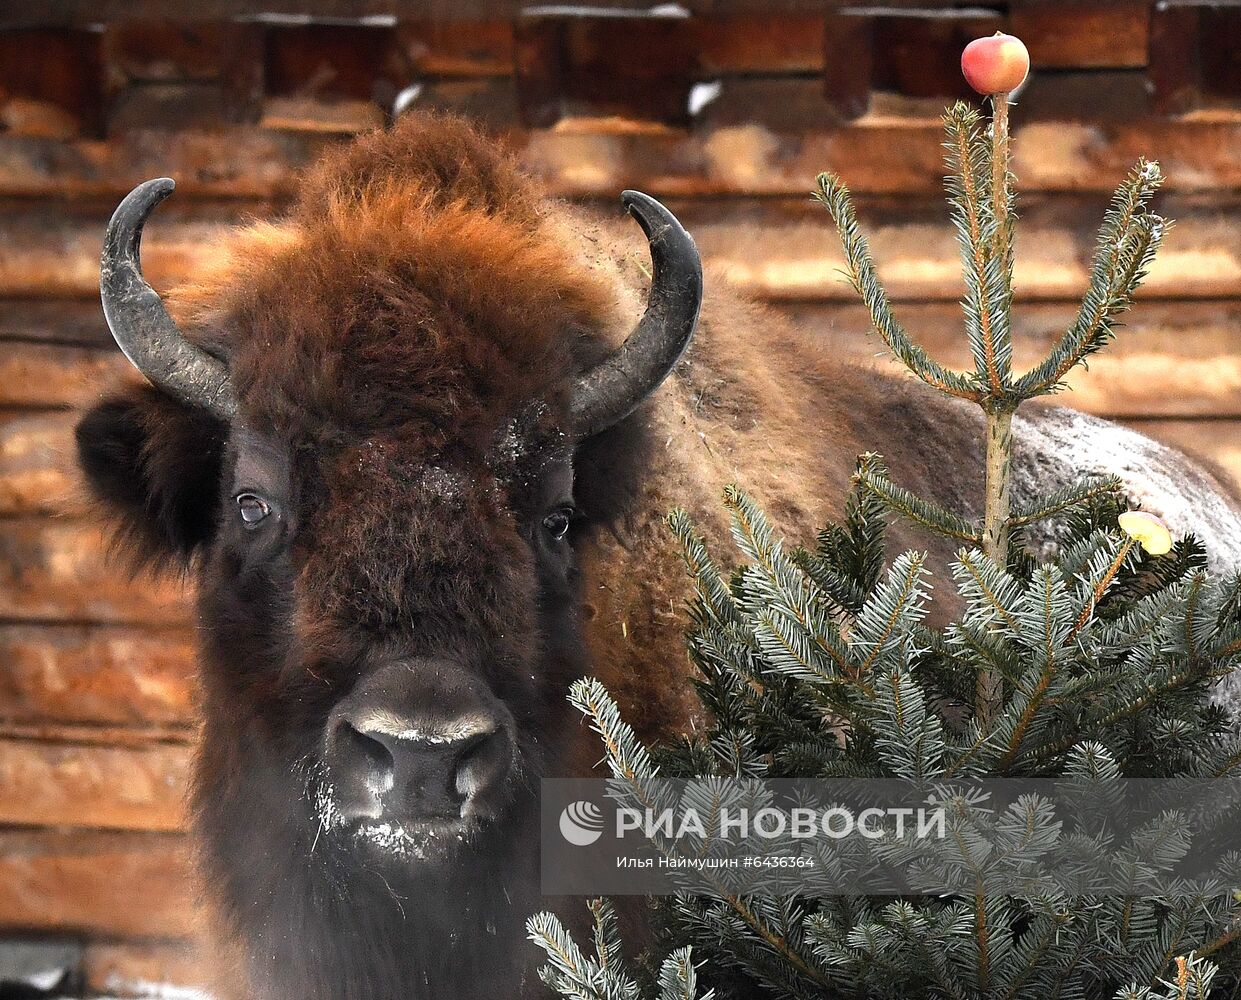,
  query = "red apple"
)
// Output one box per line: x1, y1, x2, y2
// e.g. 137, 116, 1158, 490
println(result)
961, 32, 1030, 95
